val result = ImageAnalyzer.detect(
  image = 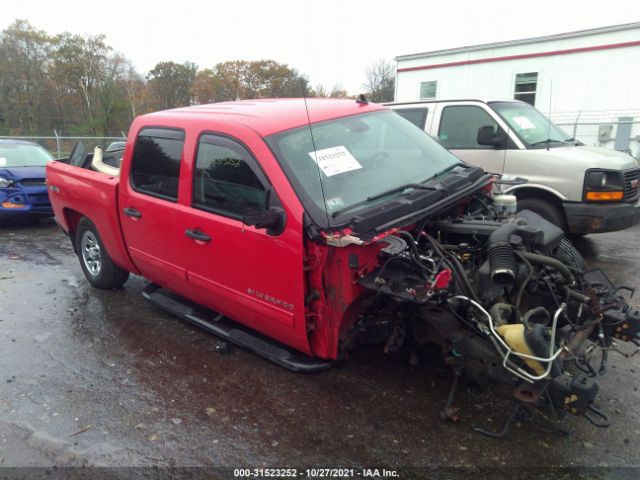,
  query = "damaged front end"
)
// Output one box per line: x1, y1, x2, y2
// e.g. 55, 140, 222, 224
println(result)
332, 194, 640, 433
